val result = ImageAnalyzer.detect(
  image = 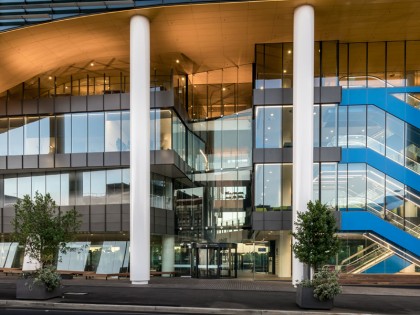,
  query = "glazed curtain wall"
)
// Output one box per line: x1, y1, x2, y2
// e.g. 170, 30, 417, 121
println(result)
255, 104, 420, 175
256, 41, 420, 90
1, 169, 173, 210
